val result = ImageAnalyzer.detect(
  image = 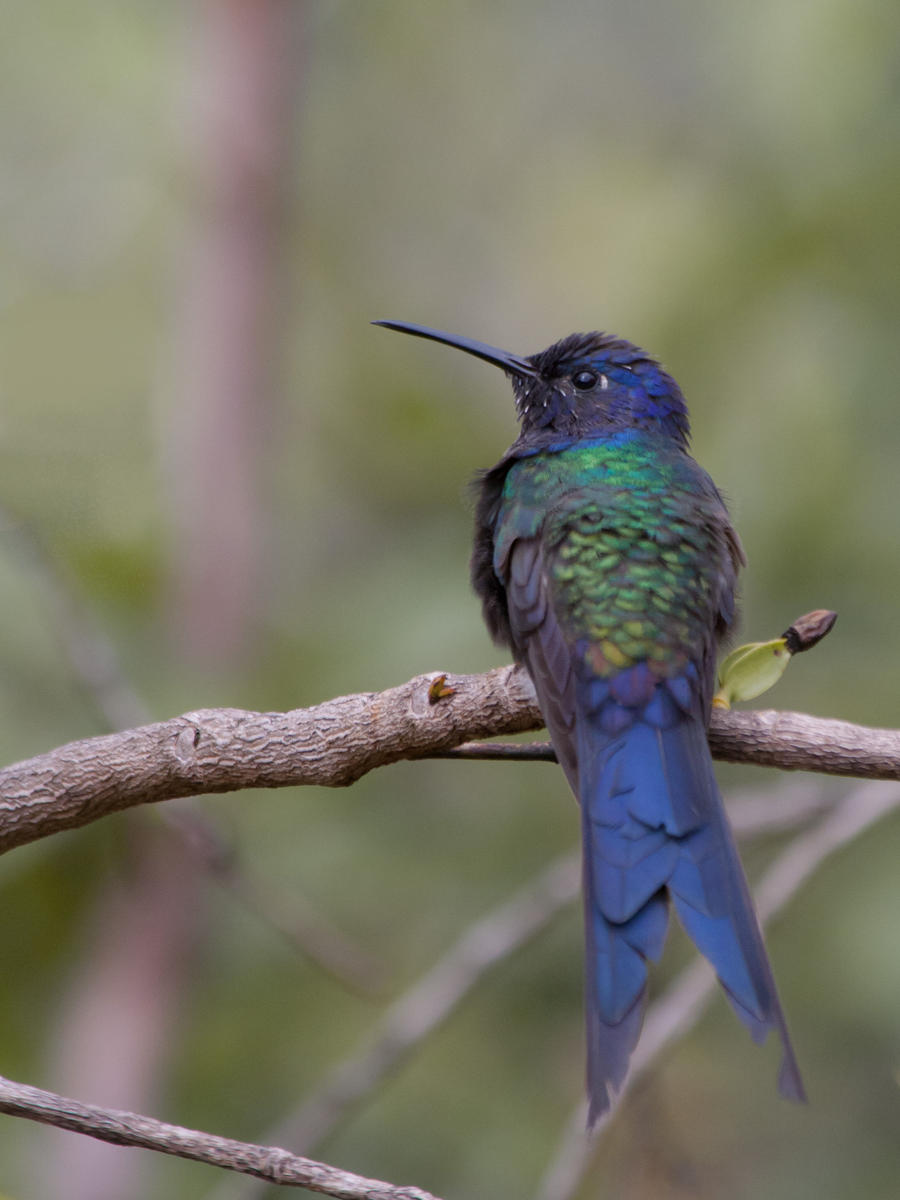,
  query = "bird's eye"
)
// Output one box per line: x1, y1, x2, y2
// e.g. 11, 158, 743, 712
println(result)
572, 370, 597, 390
